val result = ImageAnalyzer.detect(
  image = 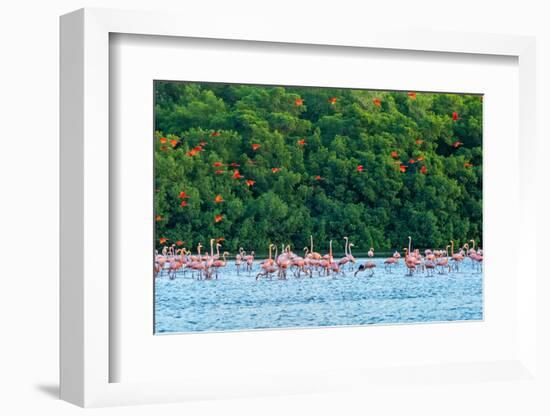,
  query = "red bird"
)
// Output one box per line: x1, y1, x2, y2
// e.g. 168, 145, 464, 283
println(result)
155, 215, 163, 222
180, 200, 188, 207
297, 139, 306, 146
251, 143, 261, 151
415, 138, 424, 145
211, 131, 220, 137
186, 149, 198, 156
328, 97, 337, 105
178, 191, 190, 199
314, 175, 322, 181
160, 146, 169, 152
416, 155, 425, 161
214, 215, 223, 223
357, 165, 364, 172
214, 170, 225, 175
199, 141, 207, 147
420, 166, 428, 174
159, 237, 168, 244
295, 98, 304, 106
159, 137, 168, 144
407, 92, 417, 99
271, 167, 281, 173
169, 139, 178, 147
228, 162, 240, 167
399, 165, 407, 173
245, 179, 255, 187
373, 98, 382, 107
391, 151, 399, 158
408, 159, 416, 164
213, 162, 223, 167
232, 170, 244, 179
214, 195, 223, 203
176, 240, 184, 246
452, 140, 463, 148
452, 111, 459, 121
464, 163, 474, 168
